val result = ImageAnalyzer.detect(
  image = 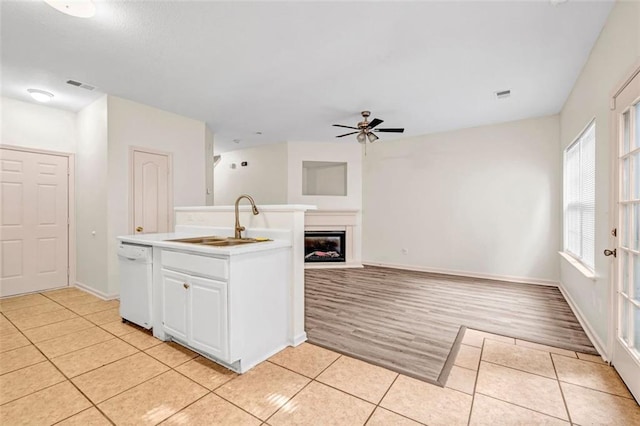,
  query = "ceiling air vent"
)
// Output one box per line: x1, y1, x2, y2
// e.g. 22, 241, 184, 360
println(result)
495, 89, 511, 99
66, 79, 96, 91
